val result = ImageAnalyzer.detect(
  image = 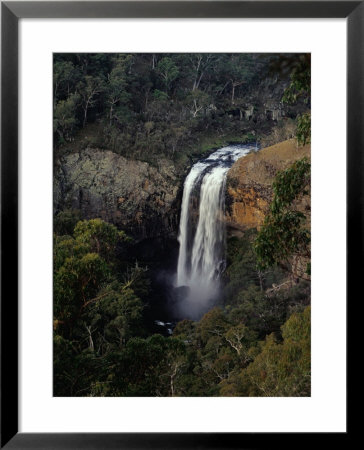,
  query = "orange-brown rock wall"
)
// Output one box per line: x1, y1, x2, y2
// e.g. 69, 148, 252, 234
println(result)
226, 139, 311, 232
